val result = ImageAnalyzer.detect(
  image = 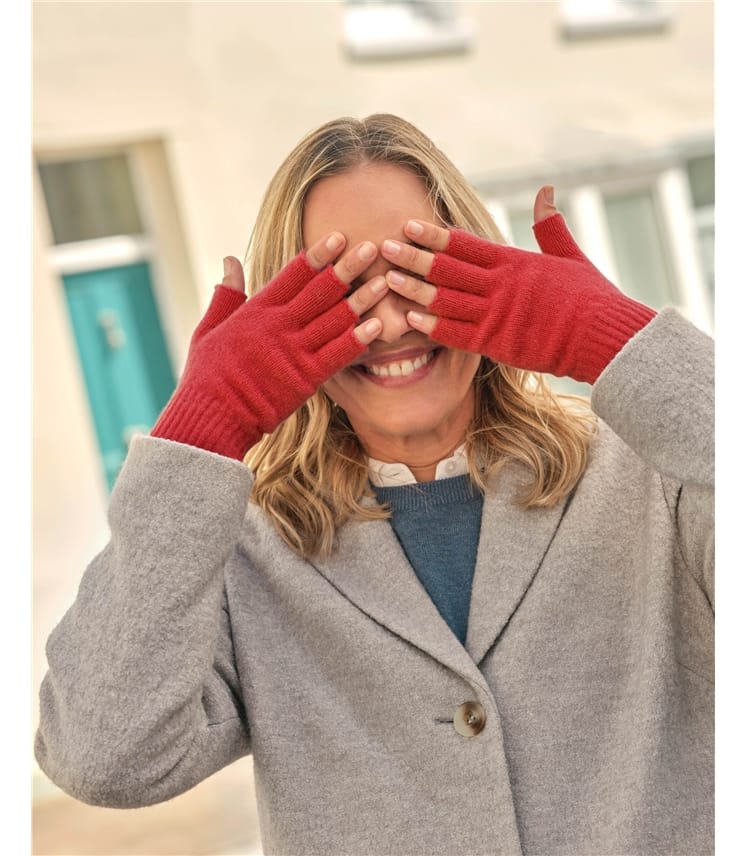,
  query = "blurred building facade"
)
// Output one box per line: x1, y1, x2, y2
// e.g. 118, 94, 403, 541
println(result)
32, 0, 713, 846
